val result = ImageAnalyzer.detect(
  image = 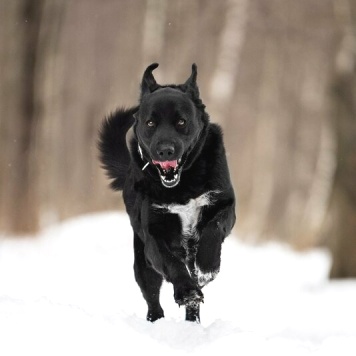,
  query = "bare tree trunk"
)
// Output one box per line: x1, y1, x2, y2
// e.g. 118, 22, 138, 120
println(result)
322, 0, 356, 277
208, 0, 249, 126
0, 0, 42, 233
